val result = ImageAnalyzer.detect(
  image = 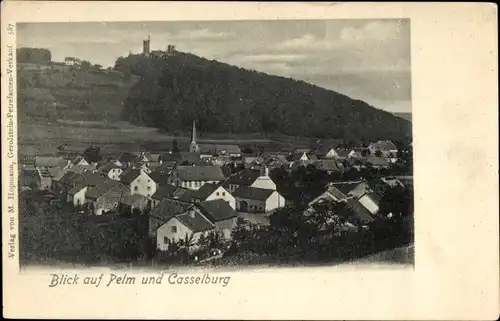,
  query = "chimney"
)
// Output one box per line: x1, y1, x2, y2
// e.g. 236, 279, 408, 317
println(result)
189, 210, 196, 219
